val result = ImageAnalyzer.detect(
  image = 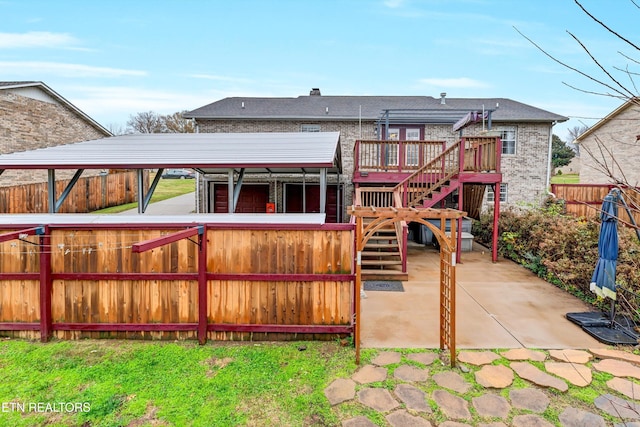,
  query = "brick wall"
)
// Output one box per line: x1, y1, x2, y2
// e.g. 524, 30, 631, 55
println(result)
196, 118, 554, 214
579, 105, 640, 187
0, 91, 108, 187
